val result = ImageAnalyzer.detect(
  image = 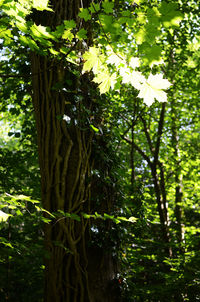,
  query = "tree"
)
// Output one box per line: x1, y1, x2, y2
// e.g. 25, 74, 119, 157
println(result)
30, 1, 122, 301
1, 0, 200, 301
